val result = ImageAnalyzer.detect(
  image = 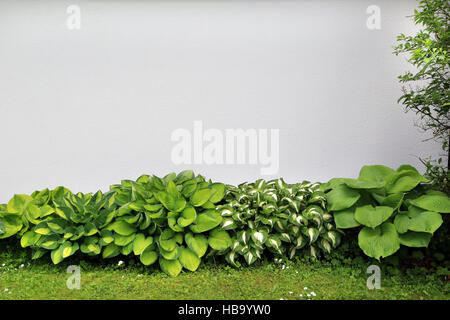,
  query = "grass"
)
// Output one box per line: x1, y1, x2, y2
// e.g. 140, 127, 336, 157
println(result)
0, 240, 449, 300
